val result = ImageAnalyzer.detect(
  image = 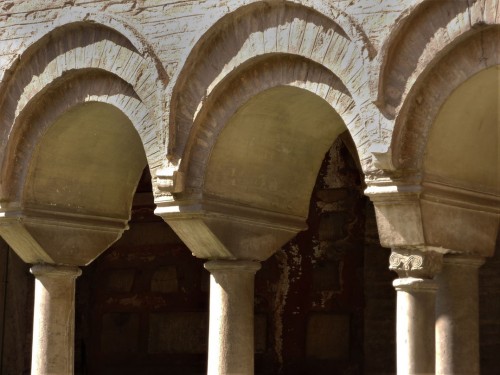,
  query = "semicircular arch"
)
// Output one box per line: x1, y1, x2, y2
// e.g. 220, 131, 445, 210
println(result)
180, 54, 365, 218
1, 69, 155, 205
169, 1, 371, 161
392, 26, 499, 173
0, 22, 164, 200
2, 9, 169, 86
377, 0, 498, 118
